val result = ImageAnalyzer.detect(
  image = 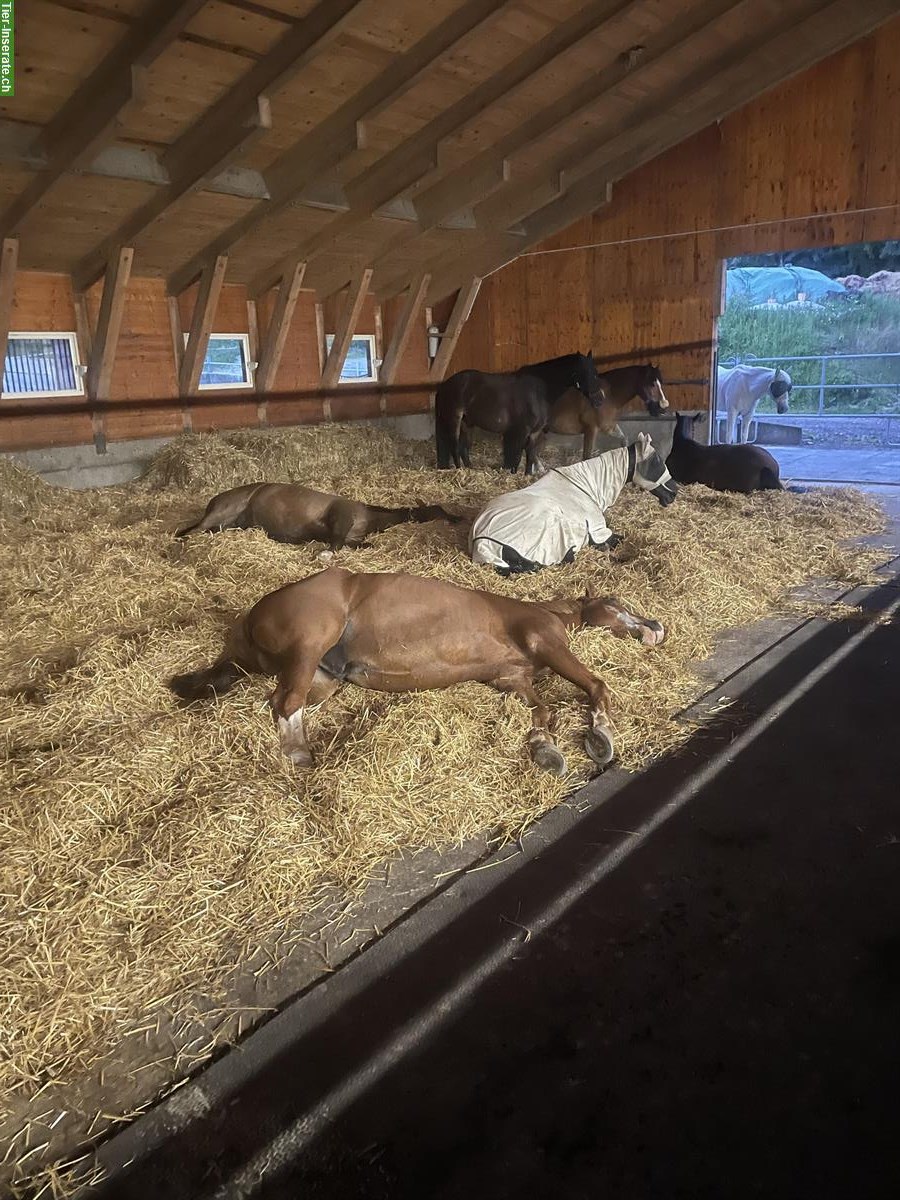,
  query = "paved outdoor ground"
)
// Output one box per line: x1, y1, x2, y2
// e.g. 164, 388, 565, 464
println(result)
771, 446, 900, 485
